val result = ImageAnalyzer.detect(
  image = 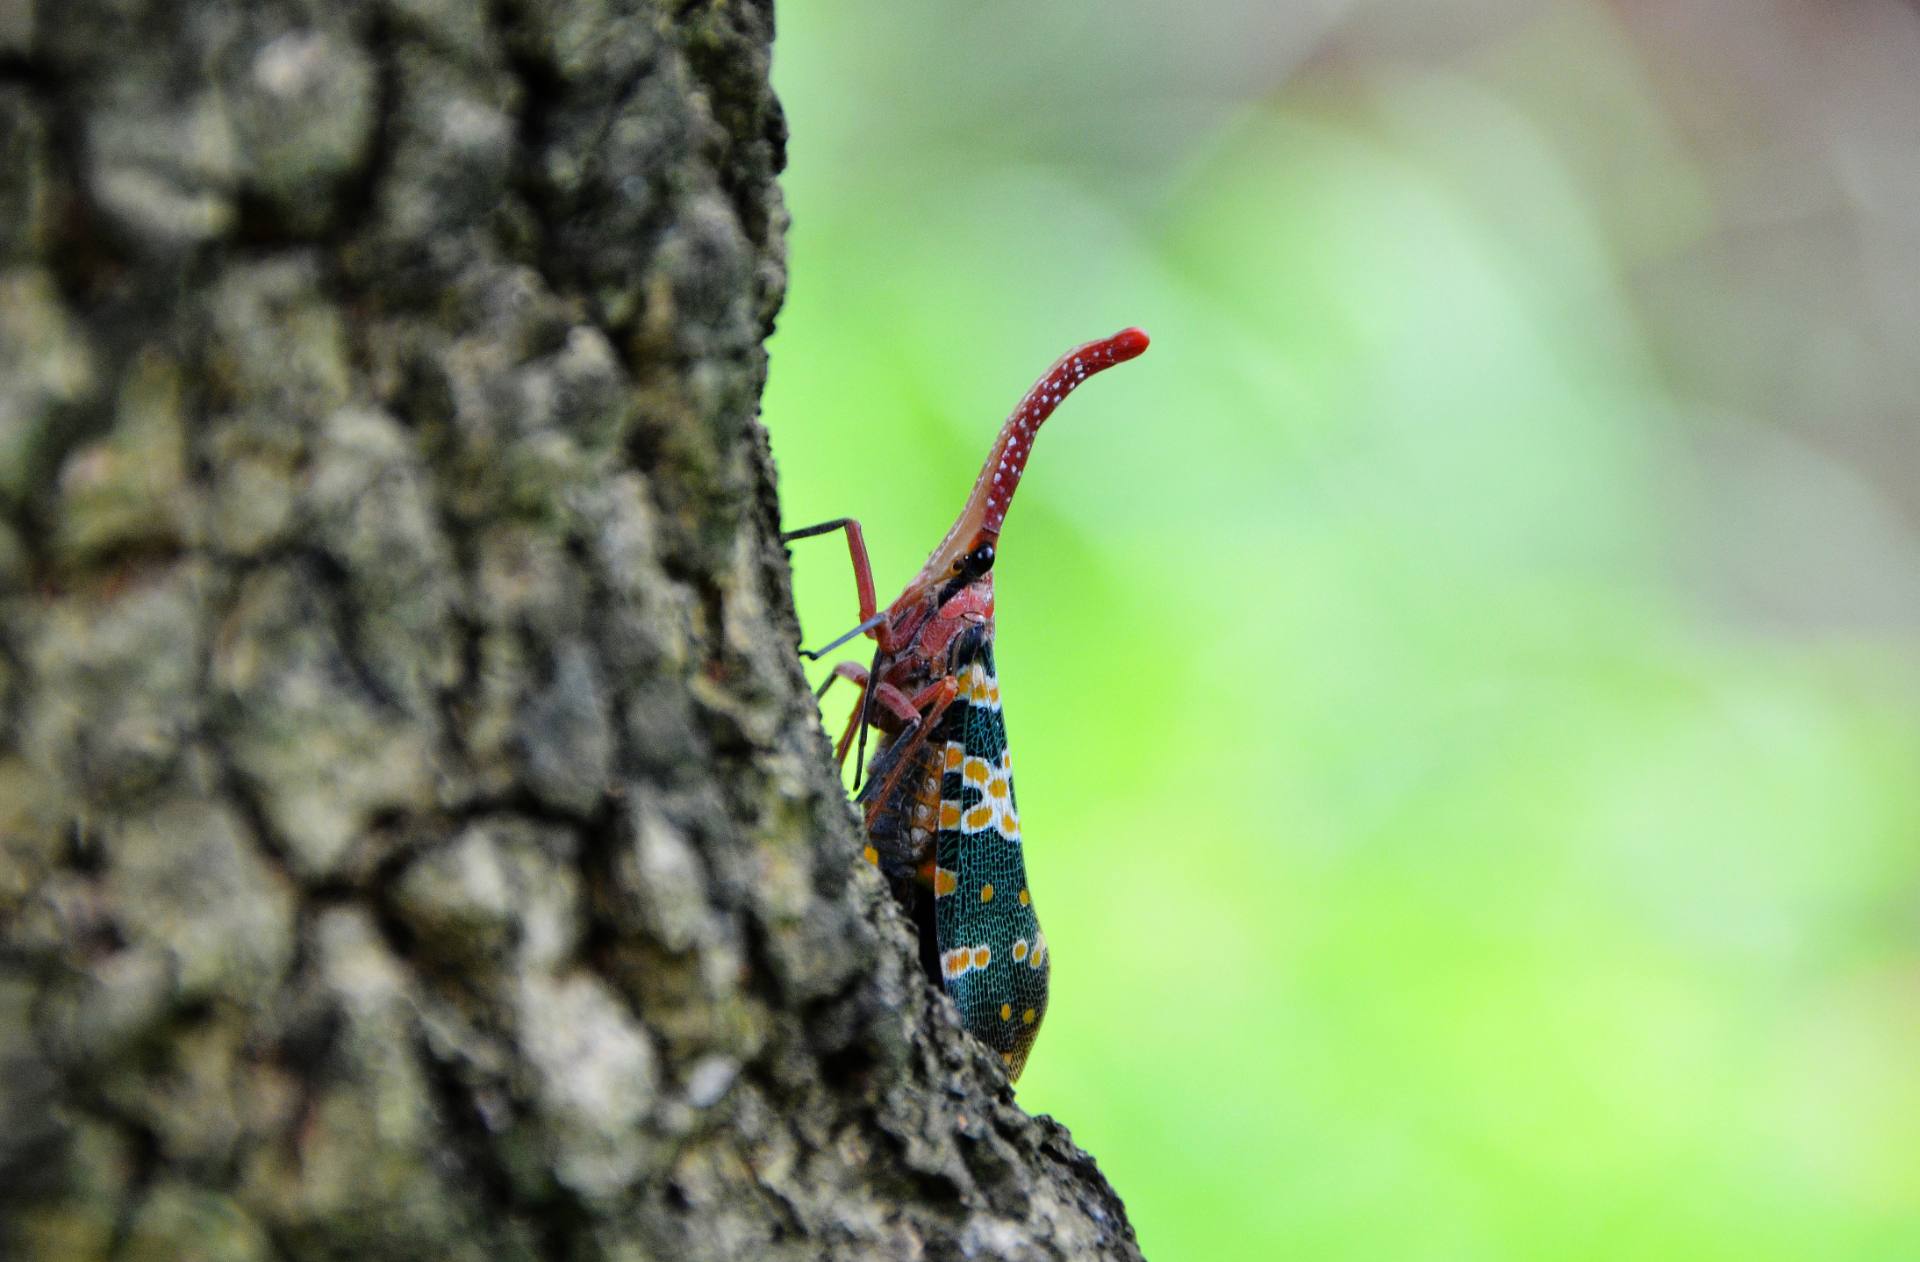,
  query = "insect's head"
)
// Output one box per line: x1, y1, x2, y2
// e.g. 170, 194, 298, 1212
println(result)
934, 537, 996, 608
902, 326, 1149, 614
